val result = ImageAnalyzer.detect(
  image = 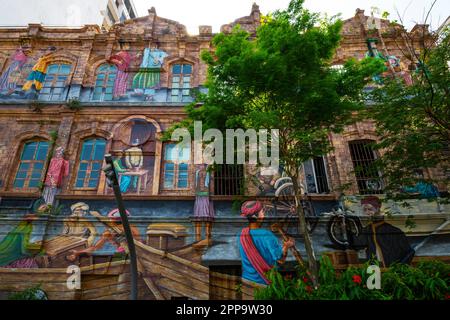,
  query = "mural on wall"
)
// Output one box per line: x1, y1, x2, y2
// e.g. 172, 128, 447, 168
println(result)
0, 211, 43, 268
109, 118, 157, 195
0, 200, 211, 300
365, 39, 412, 85
109, 51, 132, 100
42, 147, 70, 205
63, 202, 97, 247
132, 46, 168, 100
351, 196, 415, 267
0, 196, 446, 300
250, 166, 283, 196
0, 203, 143, 269
22, 46, 57, 92
66, 209, 141, 263
0, 48, 29, 95
238, 200, 295, 285
193, 164, 215, 248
